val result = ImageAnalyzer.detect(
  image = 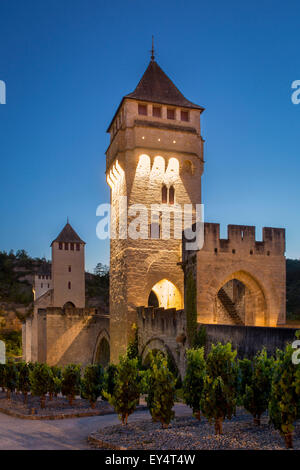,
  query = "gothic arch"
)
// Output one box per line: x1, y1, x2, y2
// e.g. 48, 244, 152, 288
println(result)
93, 329, 110, 367
148, 278, 183, 310
211, 270, 268, 326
